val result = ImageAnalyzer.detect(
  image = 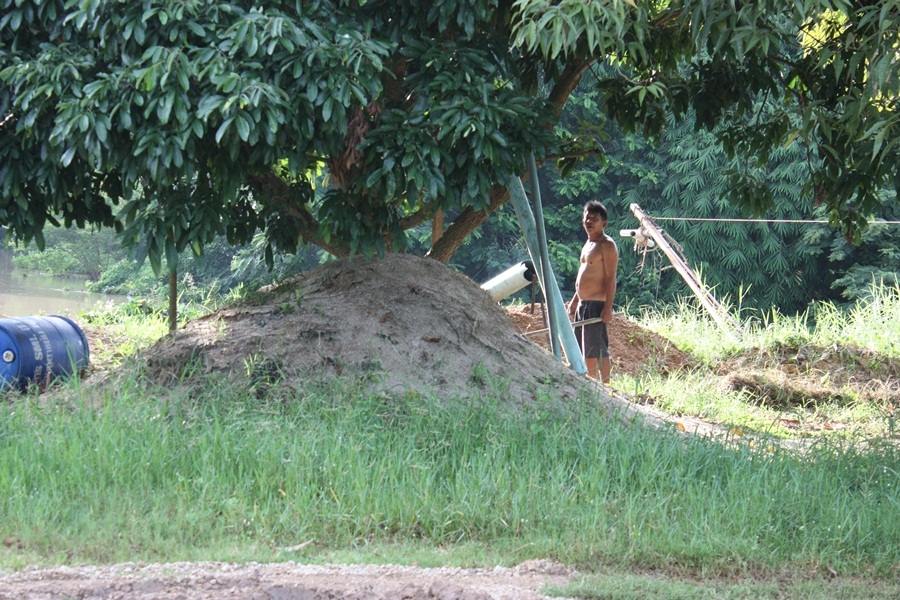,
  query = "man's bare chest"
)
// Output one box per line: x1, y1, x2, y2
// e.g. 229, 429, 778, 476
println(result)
581, 241, 606, 265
